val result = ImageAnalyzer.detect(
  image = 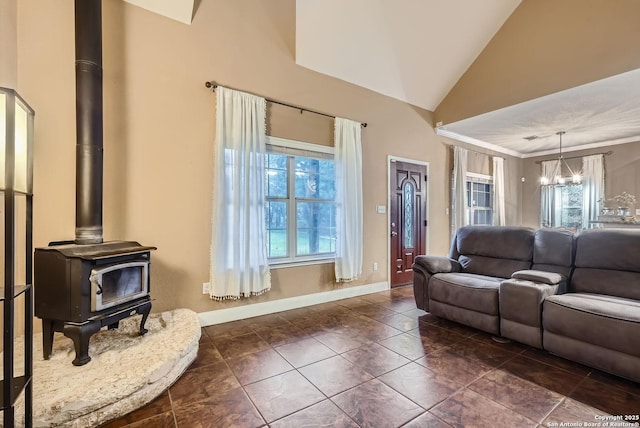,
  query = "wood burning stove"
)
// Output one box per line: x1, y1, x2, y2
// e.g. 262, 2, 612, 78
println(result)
35, 241, 155, 365
34, 0, 156, 366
